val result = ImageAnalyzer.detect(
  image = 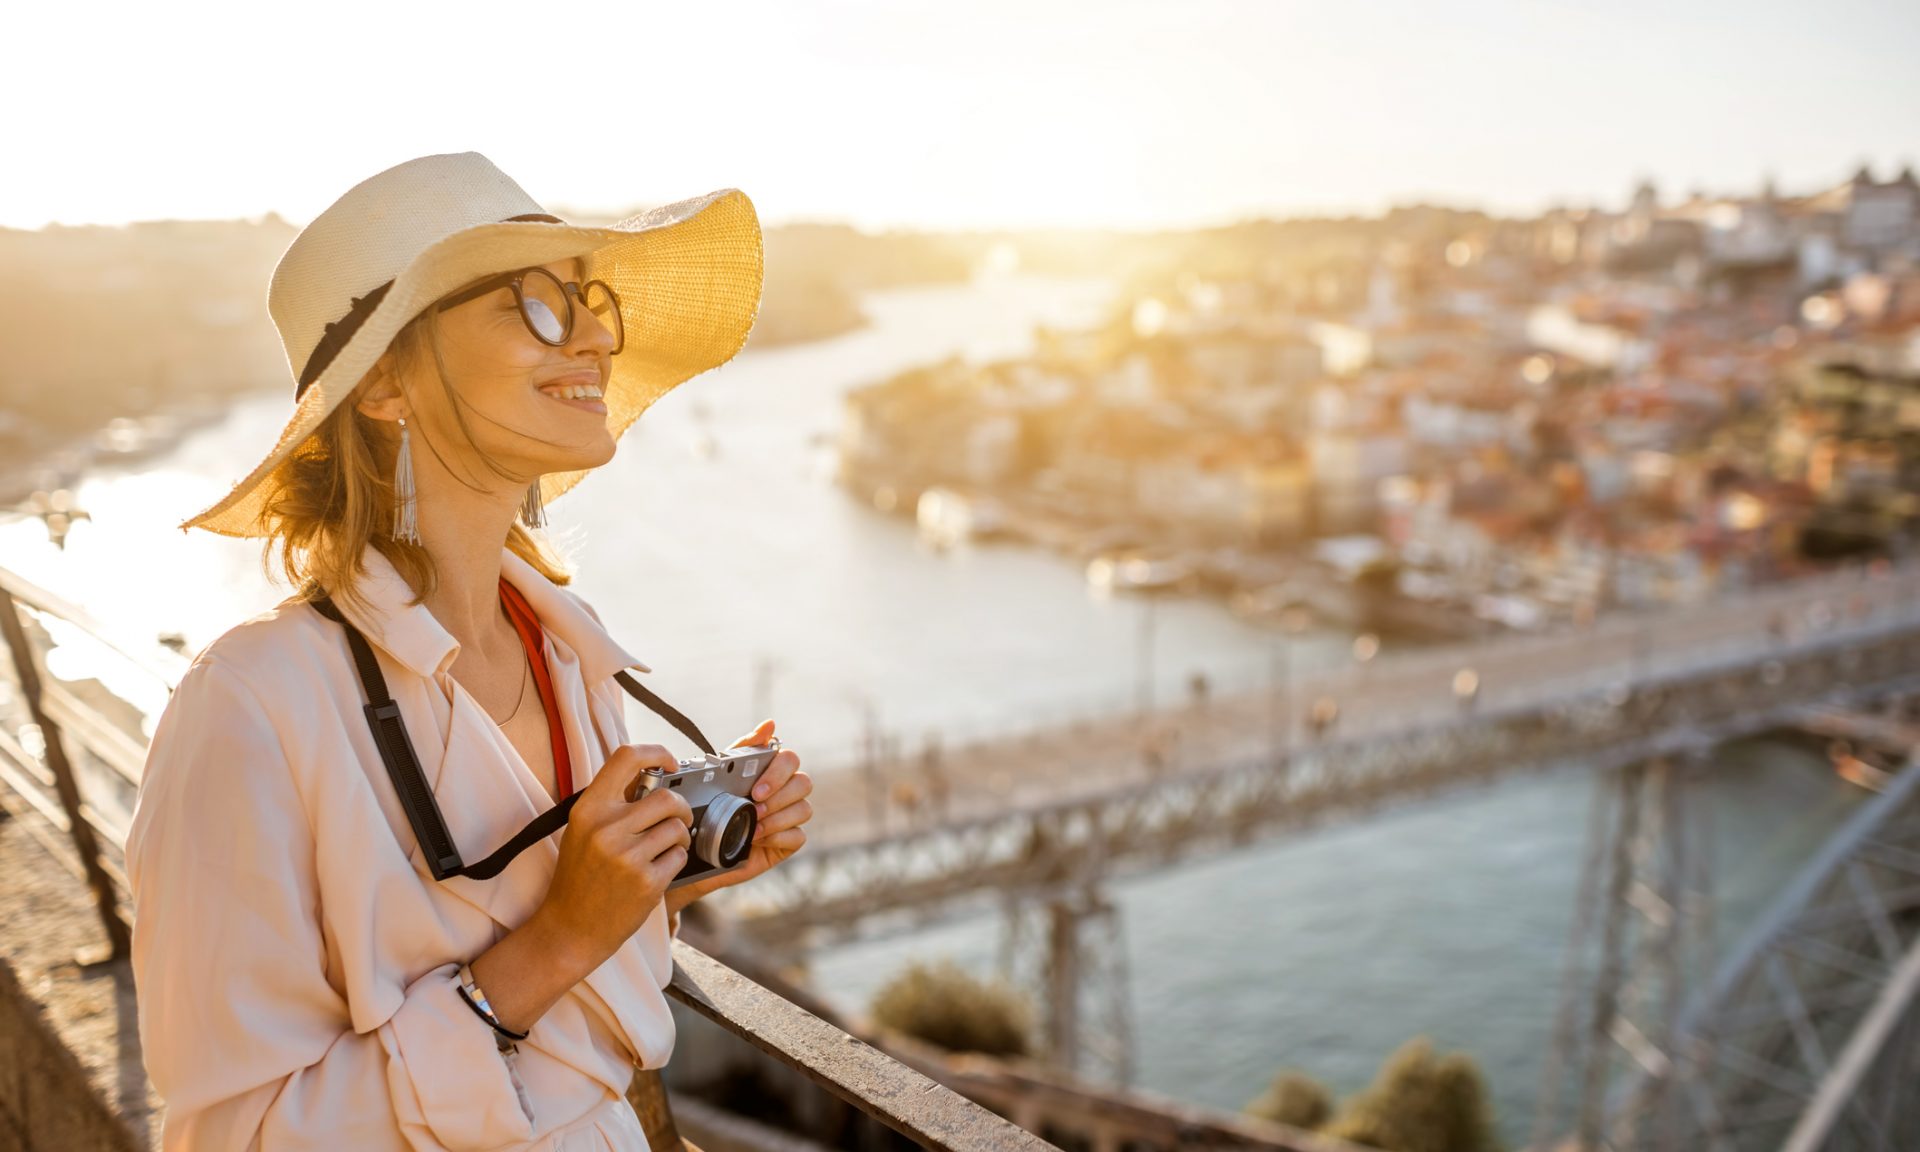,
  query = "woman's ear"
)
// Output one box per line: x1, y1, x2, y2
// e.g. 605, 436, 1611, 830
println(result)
353, 355, 408, 423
